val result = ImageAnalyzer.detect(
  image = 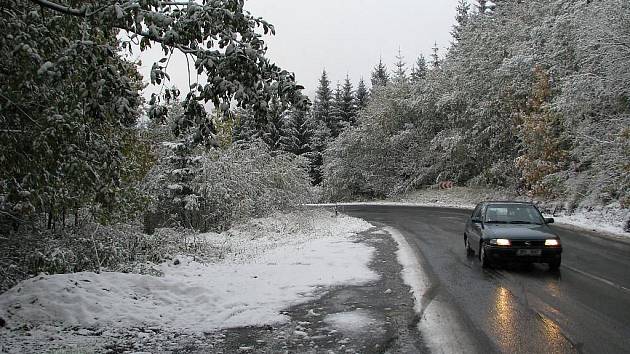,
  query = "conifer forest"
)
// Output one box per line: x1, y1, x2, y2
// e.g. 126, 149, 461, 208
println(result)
1, 0, 628, 306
